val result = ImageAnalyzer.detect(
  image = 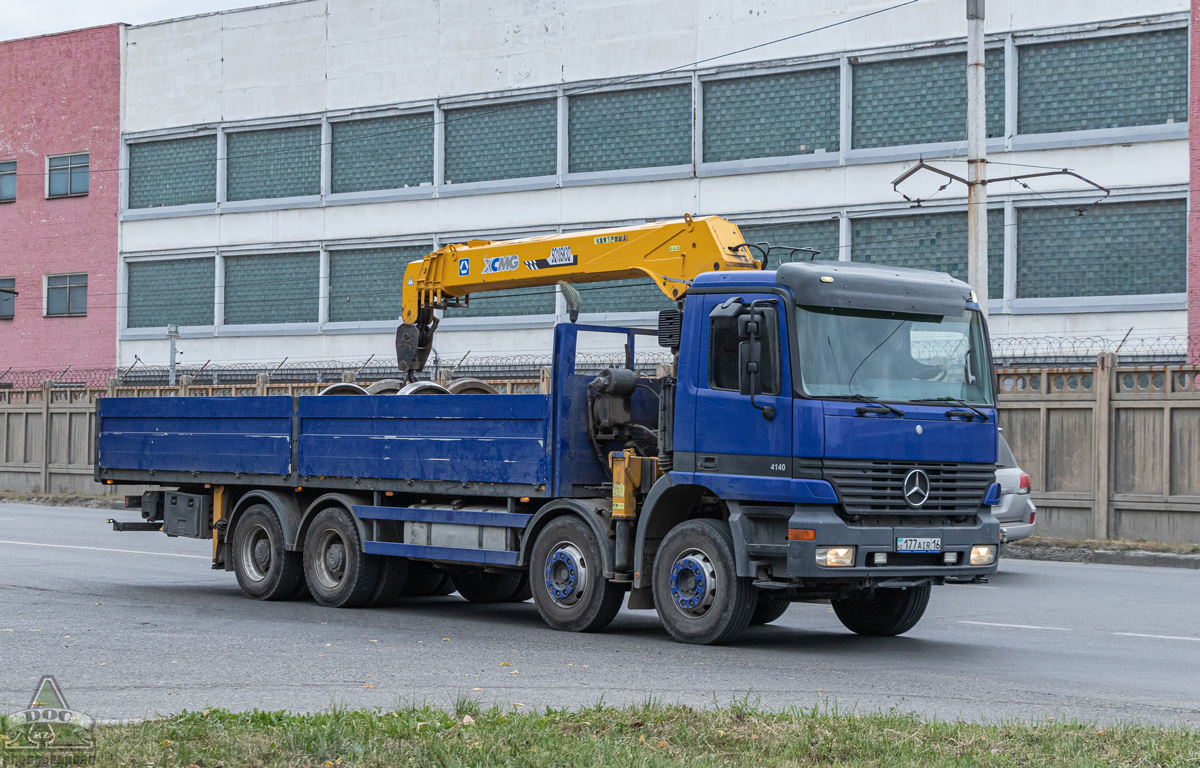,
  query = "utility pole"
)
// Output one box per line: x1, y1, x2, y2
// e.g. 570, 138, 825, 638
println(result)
167, 324, 180, 386
966, 0, 988, 315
